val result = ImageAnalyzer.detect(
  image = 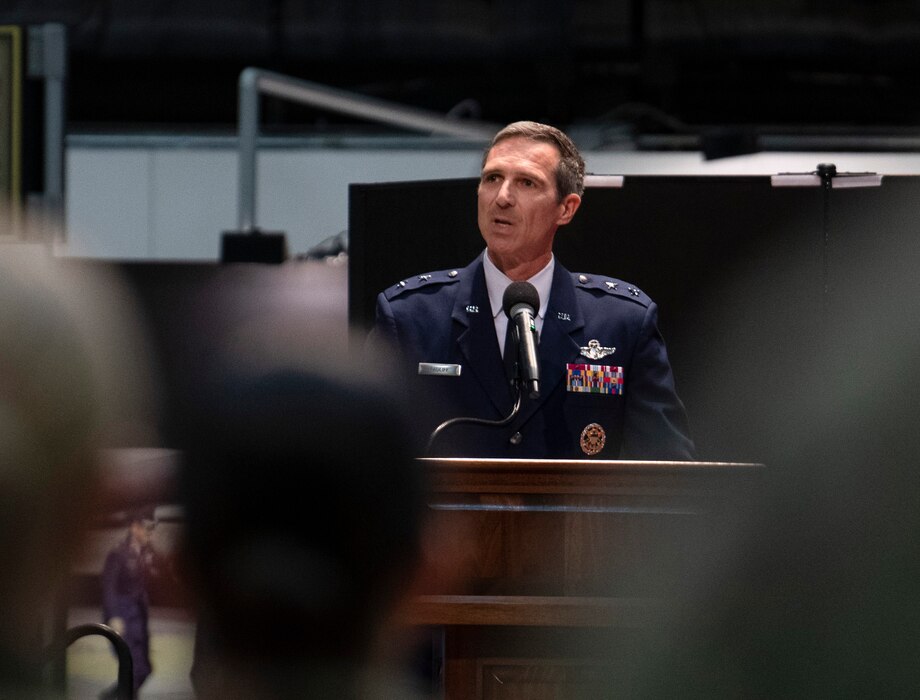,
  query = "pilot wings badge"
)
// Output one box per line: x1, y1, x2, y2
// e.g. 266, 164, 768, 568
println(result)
579, 339, 616, 360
